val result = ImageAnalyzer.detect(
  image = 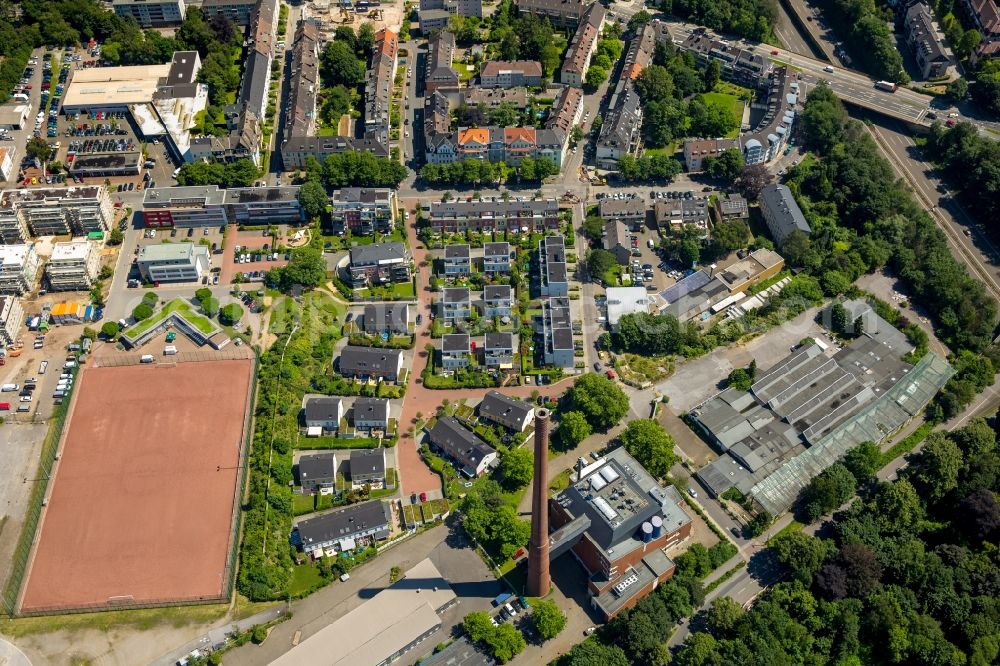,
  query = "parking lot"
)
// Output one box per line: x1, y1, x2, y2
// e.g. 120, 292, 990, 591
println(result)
220, 228, 291, 285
